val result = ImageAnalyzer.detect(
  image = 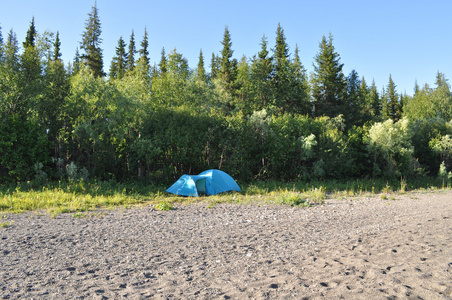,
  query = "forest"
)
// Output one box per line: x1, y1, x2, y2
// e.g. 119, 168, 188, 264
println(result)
1, 3, 452, 187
